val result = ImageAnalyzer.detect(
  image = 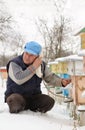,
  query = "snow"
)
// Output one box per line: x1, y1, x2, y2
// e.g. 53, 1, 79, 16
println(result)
0, 80, 85, 130
55, 55, 83, 62
78, 50, 85, 56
